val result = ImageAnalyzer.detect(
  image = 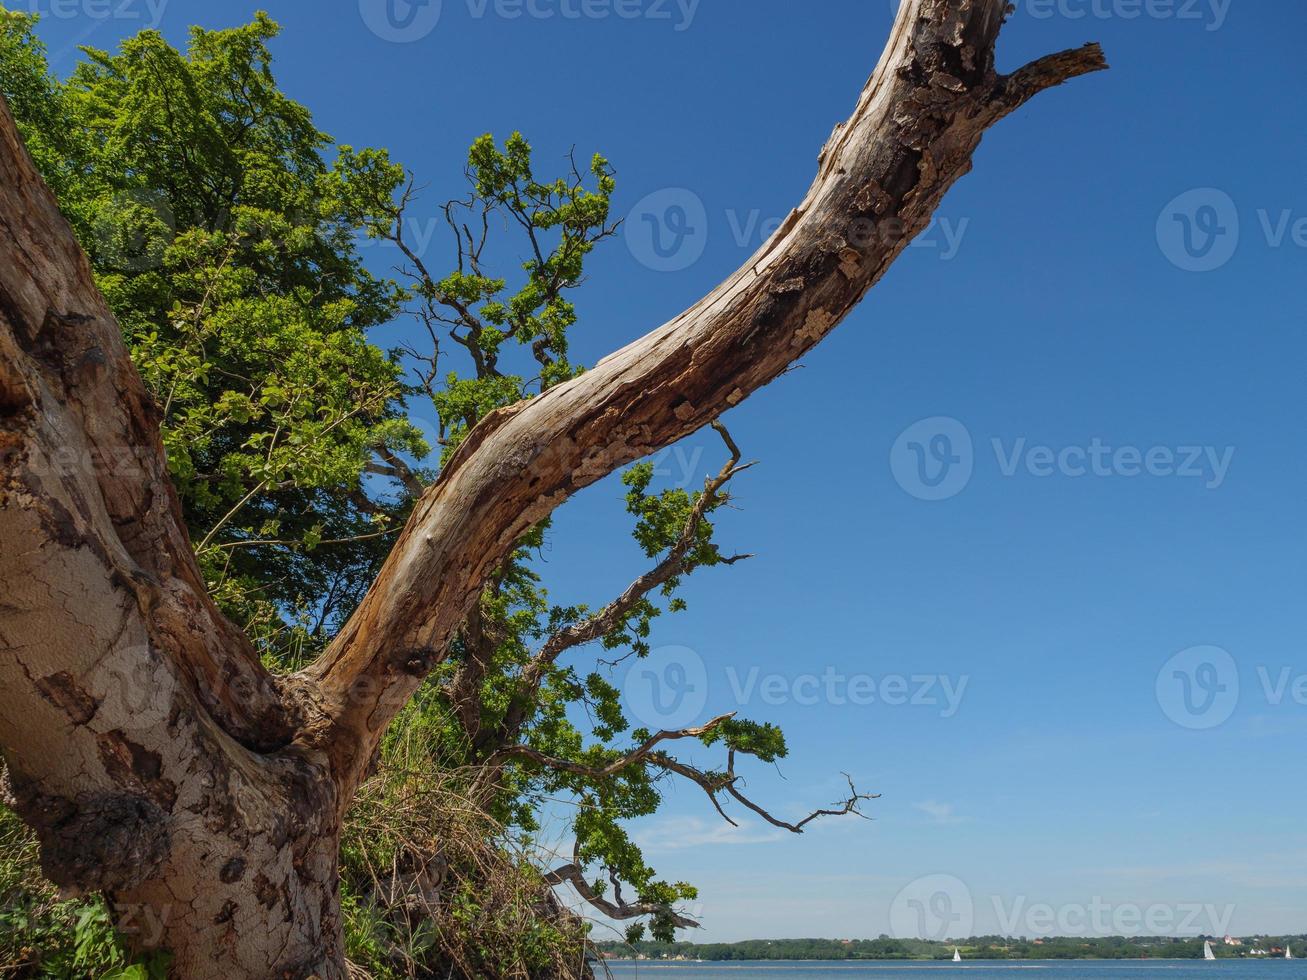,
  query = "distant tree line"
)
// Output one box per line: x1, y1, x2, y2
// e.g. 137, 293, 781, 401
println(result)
596, 935, 1307, 962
